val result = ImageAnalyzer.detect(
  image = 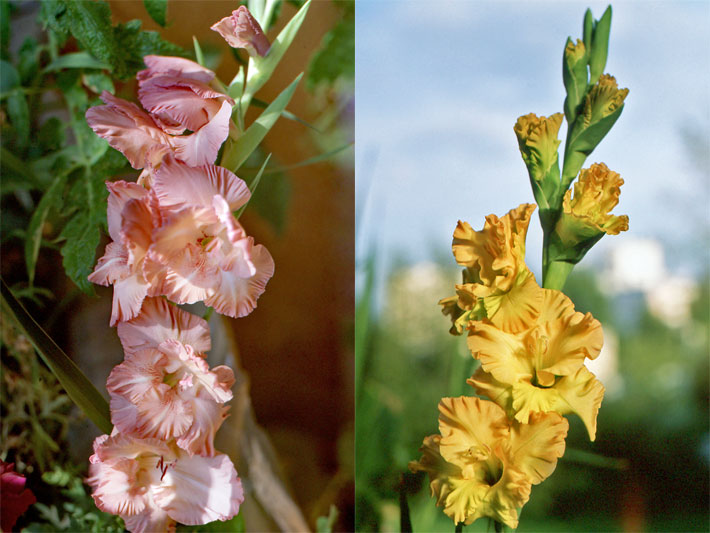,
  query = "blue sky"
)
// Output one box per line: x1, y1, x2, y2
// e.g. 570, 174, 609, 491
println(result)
355, 1, 710, 283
